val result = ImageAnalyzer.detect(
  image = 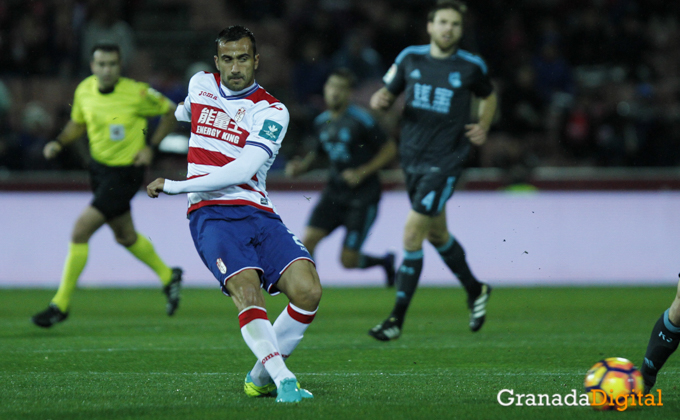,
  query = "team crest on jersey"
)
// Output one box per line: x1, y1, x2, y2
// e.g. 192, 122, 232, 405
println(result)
259, 119, 283, 142
449, 72, 462, 88
234, 107, 246, 122
216, 258, 227, 274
